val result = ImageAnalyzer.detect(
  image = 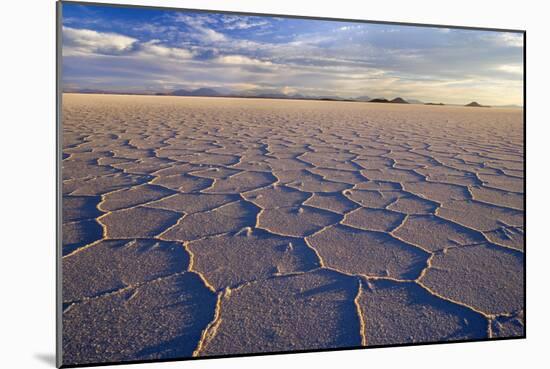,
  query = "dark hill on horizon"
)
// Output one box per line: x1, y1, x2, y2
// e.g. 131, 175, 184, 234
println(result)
369, 97, 409, 104
192, 88, 222, 96
390, 97, 409, 104
465, 101, 490, 107
165, 88, 222, 97
168, 89, 190, 96
356, 96, 371, 102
